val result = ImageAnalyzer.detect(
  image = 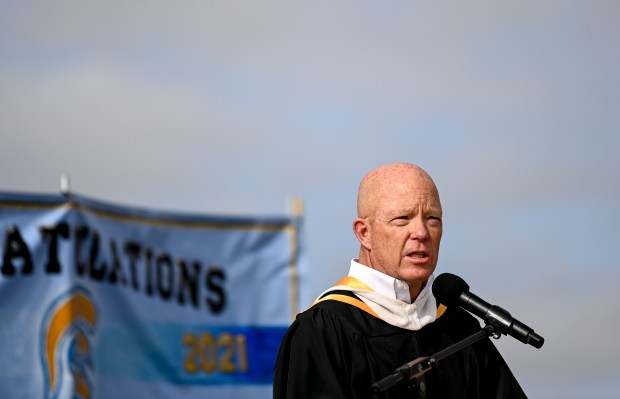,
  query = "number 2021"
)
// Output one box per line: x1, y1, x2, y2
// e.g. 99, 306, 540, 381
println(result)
182, 332, 248, 374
